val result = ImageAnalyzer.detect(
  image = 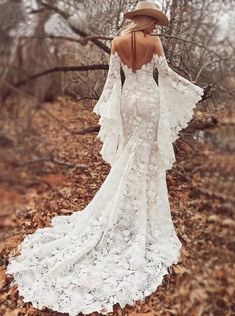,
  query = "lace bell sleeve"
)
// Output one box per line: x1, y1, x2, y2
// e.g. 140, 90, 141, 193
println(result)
93, 51, 124, 166
153, 54, 204, 171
